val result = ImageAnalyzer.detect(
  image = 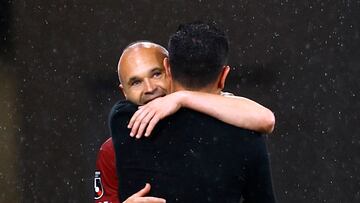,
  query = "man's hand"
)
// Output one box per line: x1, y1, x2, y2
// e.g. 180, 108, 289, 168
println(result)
123, 183, 166, 203
128, 93, 184, 138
